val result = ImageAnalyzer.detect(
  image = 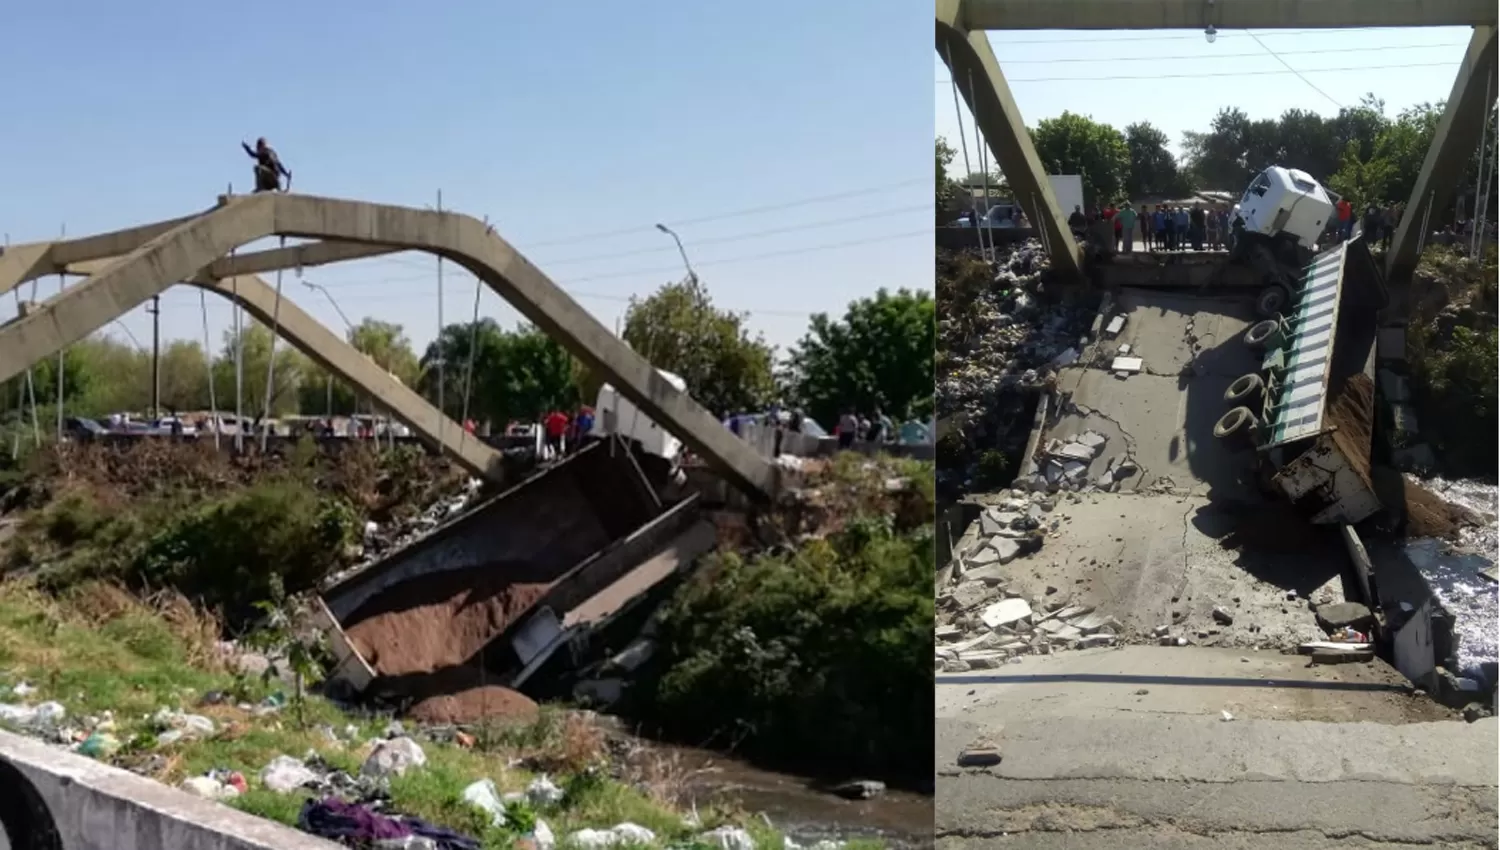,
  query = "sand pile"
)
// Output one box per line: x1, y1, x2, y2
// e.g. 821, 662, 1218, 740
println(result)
344, 564, 554, 677
1405, 479, 1479, 539
1325, 373, 1374, 489
408, 685, 539, 724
